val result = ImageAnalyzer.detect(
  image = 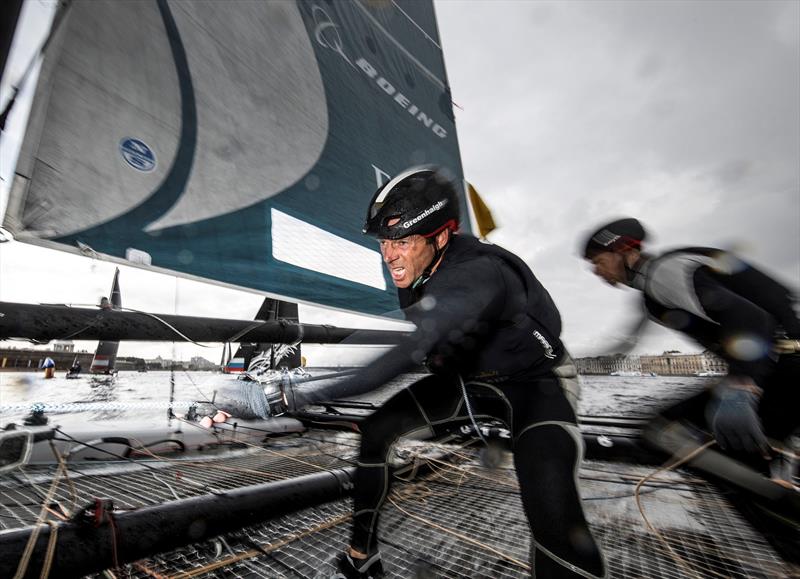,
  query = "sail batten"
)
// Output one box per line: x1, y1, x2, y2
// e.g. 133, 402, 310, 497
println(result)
4, 0, 468, 317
